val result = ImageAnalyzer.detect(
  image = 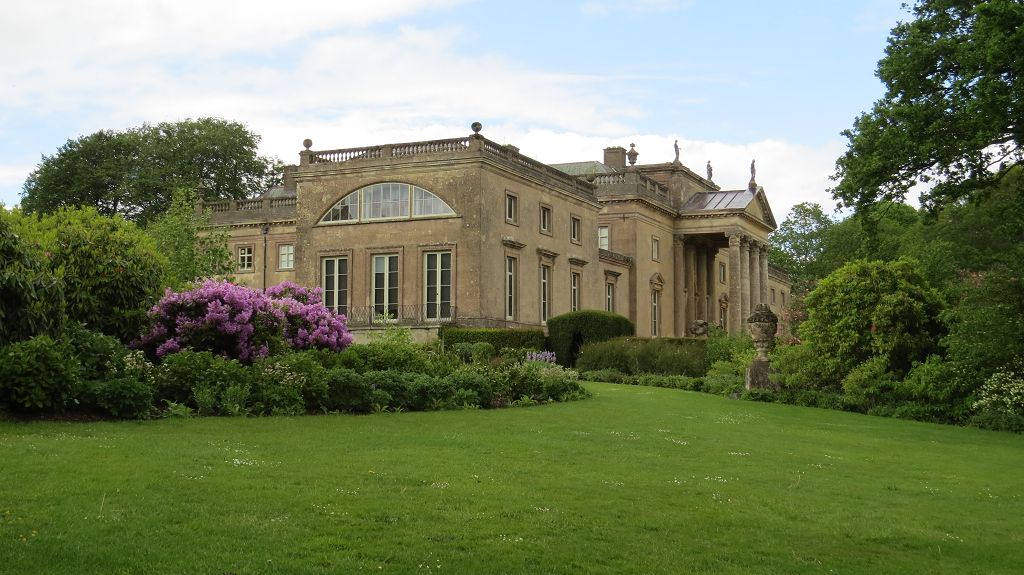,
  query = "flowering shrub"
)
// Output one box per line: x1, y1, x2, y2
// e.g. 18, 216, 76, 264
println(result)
972, 362, 1024, 416
526, 350, 557, 364
267, 282, 353, 352
137, 279, 352, 362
